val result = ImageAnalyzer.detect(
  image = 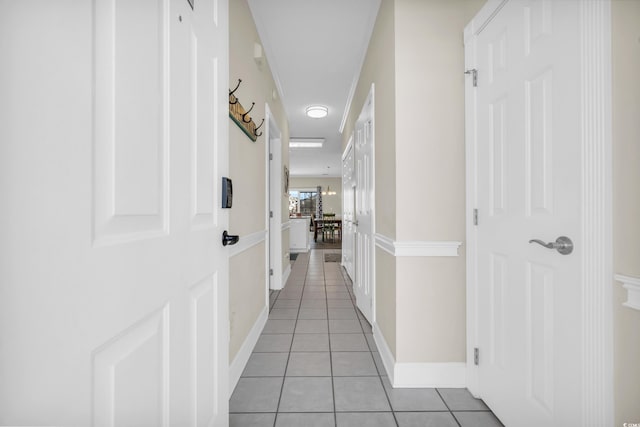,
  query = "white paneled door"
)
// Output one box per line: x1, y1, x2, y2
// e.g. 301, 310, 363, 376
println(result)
0, 1, 229, 425
341, 138, 355, 280
469, 0, 611, 426
353, 86, 375, 324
